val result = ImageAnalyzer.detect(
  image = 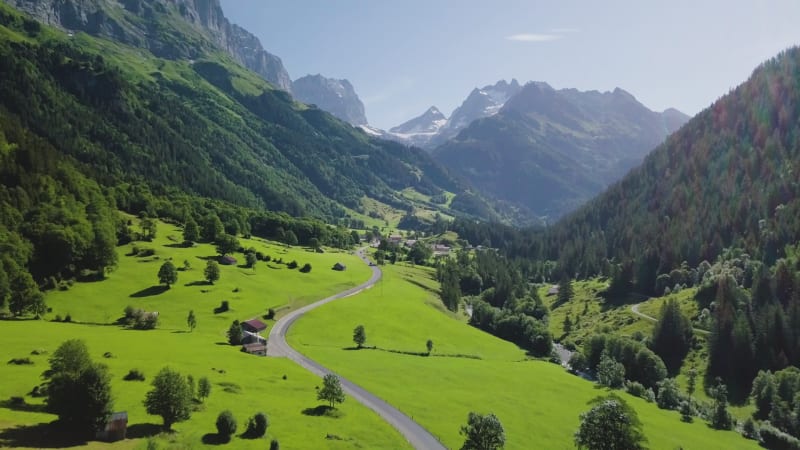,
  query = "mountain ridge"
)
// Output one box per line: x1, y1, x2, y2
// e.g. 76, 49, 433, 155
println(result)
432, 82, 690, 220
